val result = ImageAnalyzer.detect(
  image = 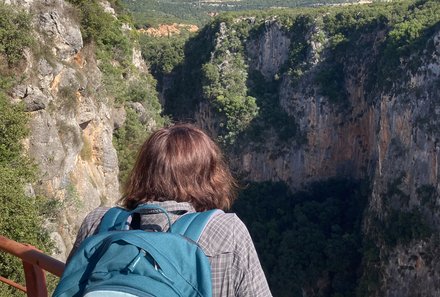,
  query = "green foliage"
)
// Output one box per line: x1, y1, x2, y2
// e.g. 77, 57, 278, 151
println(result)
315, 62, 348, 107
357, 207, 432, 296
257, 0, 440, 105
0, 6, 53, 293
0, 94, 53, 295
122, 0, 210, 27
383, 209, 432, 247
357, 176, 434, 296
356, 232, 382, 297
201, 21, 258, 144
121, 0, 361, 28
233, 179, 369, 297
0, 3, 33, 66
125, 78, 159, 109
285, 14, 315, 81
113, 108, 148, 185
369, 173, 432, 244
163, 23, 217, 120
139, 34, 186, 76
0, 107, 29, 169
68, 0, 131, 59
113, 74, 166, 183
310, 0, 440, 95
67, 0, 134, 103
306, 6, 387, 106
377, 0, 440, 88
